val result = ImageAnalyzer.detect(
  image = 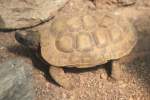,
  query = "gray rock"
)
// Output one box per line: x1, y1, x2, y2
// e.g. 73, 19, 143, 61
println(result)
0, 58, 35, 100
118, 0, 137, 6
0, 0, 69, 29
